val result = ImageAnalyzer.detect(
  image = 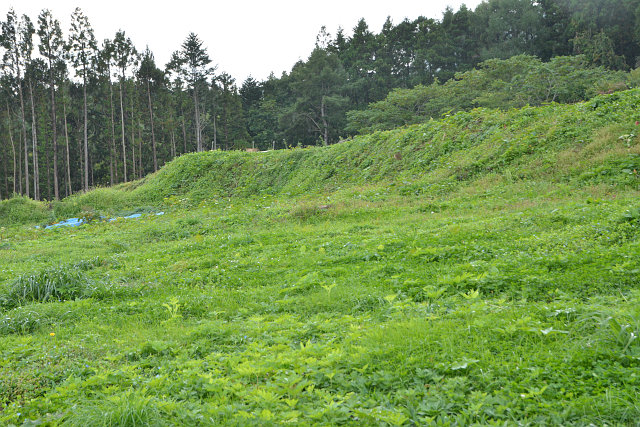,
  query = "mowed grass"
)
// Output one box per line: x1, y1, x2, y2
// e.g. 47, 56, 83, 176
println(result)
1, 90, 640, 425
